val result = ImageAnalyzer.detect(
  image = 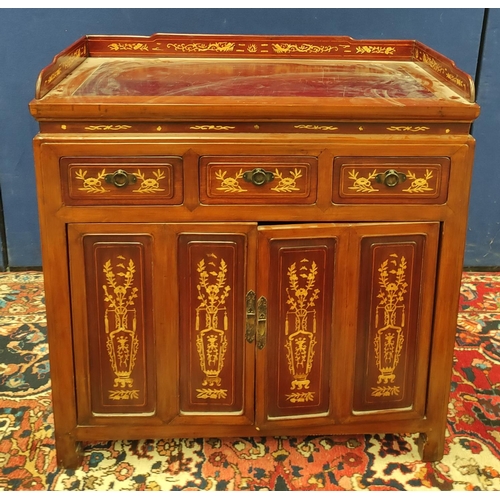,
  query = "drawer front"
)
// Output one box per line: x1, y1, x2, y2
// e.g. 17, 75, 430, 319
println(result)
61, 156, 183, 205
200, 155, 317, 205
332, 156, 450, 204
